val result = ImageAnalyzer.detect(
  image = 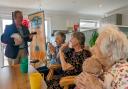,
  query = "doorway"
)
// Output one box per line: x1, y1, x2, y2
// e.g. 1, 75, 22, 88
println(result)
1, 19, 12, 67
